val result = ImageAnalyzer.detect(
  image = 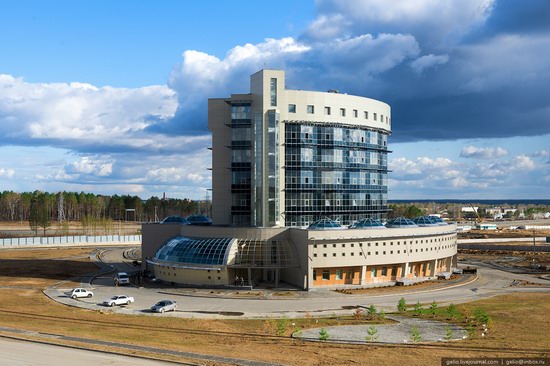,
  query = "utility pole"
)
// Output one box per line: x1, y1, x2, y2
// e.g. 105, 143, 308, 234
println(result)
533, 229, 535, 268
